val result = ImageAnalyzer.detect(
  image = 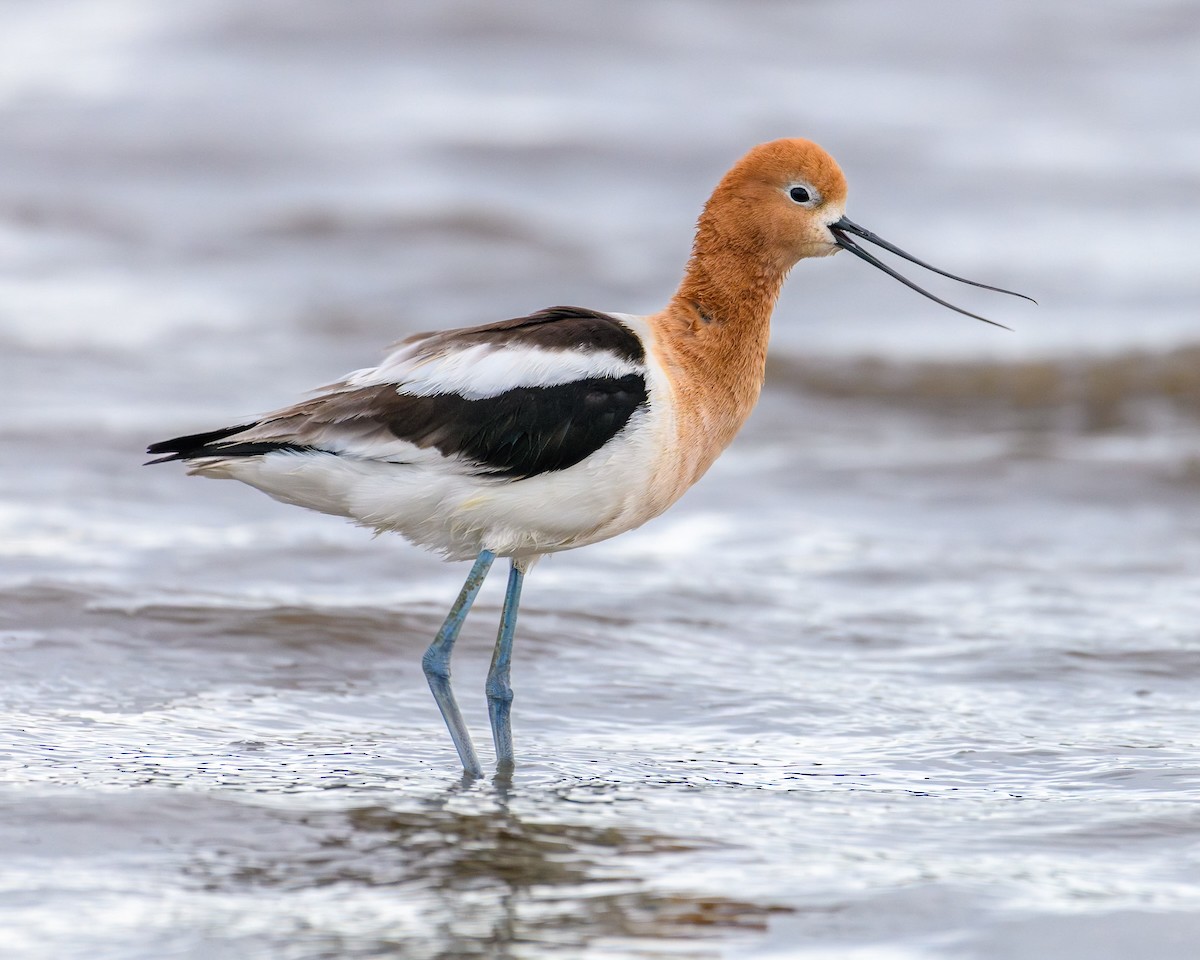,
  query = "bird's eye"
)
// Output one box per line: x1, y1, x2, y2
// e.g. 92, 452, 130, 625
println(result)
789, 185, 812, 204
